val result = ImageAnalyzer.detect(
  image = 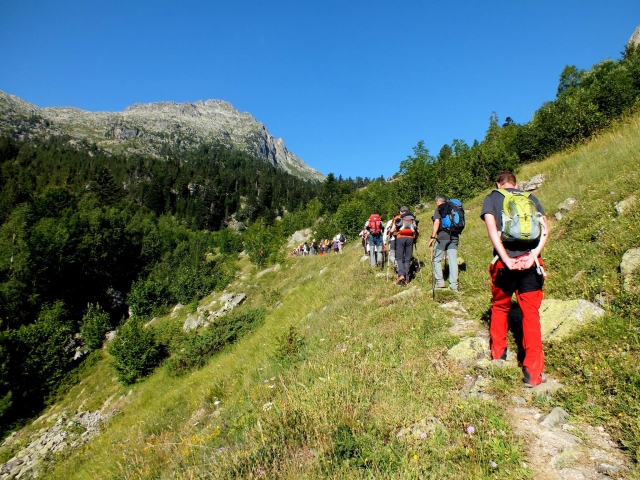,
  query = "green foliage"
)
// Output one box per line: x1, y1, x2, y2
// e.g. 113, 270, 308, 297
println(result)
273, 326, 306, 366
80, 304, 112, 351
165, 308, 265, 375
108, 318, 161, 385
242, 219, 284, 268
